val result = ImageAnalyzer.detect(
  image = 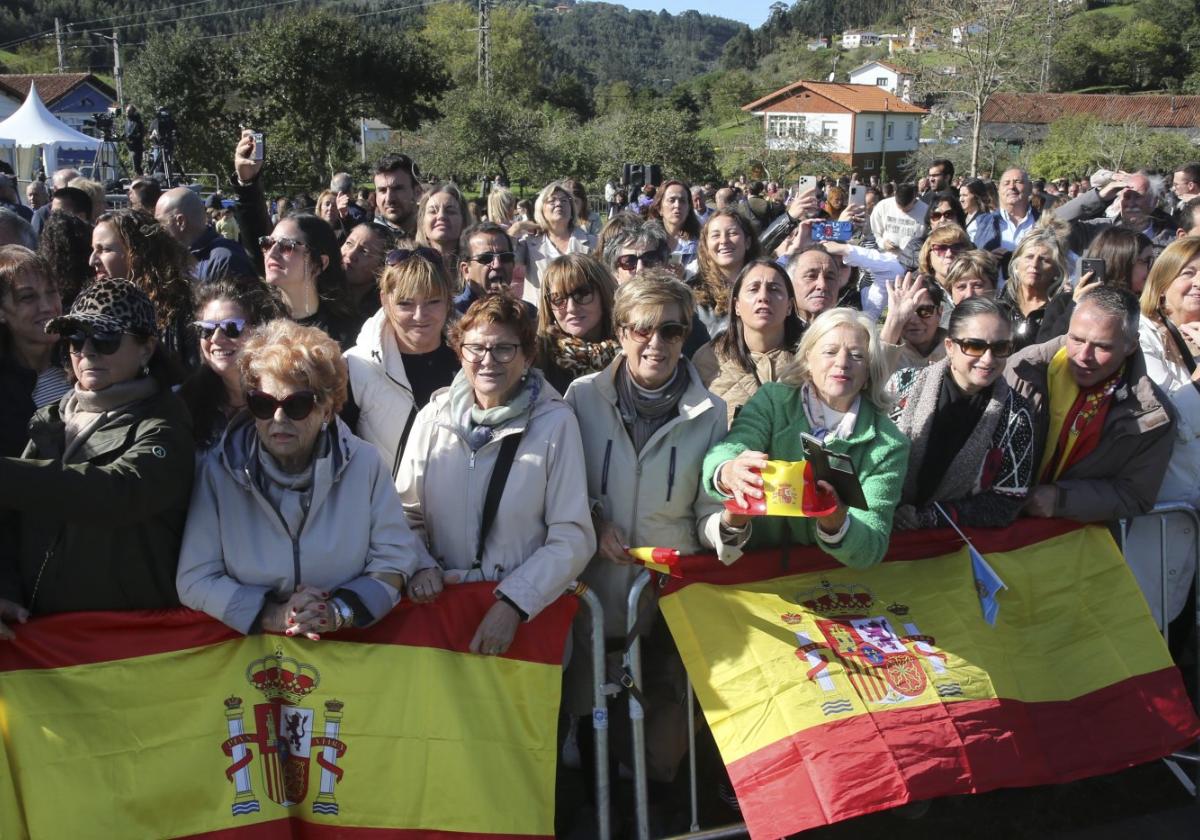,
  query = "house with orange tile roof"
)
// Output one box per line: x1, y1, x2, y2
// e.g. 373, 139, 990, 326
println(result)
982, 93, 1200, 143
743, 80, 928, 175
